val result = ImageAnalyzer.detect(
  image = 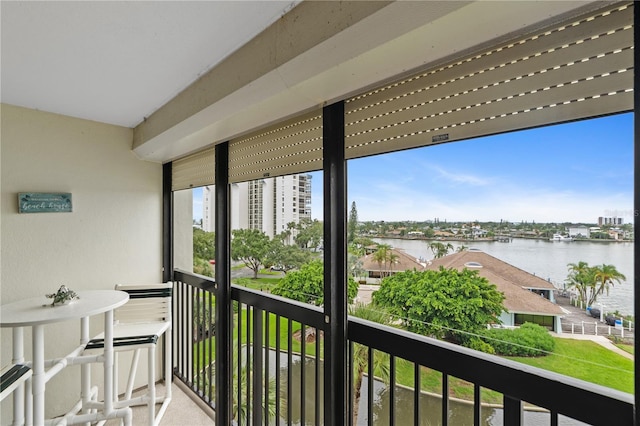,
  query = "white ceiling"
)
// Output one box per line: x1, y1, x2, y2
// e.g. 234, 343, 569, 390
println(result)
1, 1, 604, 163
1, 0, 299, 128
